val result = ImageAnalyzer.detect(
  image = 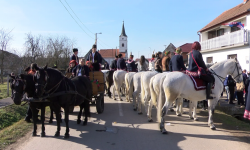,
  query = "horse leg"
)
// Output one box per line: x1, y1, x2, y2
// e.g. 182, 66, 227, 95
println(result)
64, 106, 70, 138
117, 86, 122, 101
176, 99, 180, 116
40, 104, 46, 137
132, 91, 138, 111
54, 105, 61, 137
159, 102, 171, 134
30, 104, 37, 136
83, 100, 90, 126
193, 101, 199, 121
77, 104, 83, 124
138, 93, 142, 114
189, 101, 193, 119
108, 86, 112, 98
113, 85, 116, 100
208, 99, 216, 130
49, 106, 54, 123
147, 99, 153, 122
